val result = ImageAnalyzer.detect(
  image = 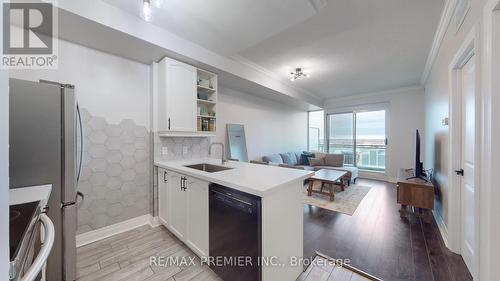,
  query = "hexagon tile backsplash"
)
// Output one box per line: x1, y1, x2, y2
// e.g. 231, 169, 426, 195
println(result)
77, 108, 151, 234
153, 133, 210, 161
